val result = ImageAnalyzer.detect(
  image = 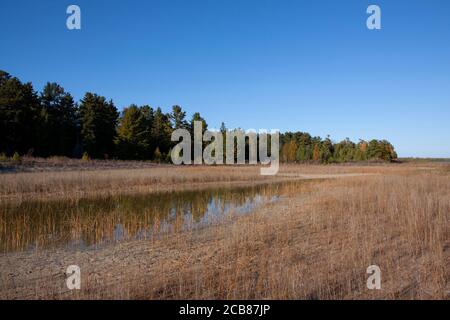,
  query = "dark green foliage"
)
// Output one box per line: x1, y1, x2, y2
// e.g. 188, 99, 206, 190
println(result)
169, 105, 189, 130
151, 107, 173, 158
280, 134, 398, 164
0, 71, 40, 155
39, 82, 78, 157
116, 105, 154, 160
366, 139, 397, 161
79, 93, 119, 159
0, 70, 398, 163
334, 138, 356, 162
